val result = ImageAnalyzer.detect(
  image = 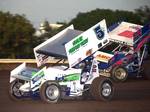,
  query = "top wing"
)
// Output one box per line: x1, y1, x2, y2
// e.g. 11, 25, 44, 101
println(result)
65, 19, 110, 68
34, 25, 83, 67
109, 22, 142, 46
